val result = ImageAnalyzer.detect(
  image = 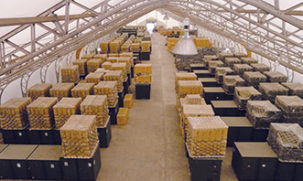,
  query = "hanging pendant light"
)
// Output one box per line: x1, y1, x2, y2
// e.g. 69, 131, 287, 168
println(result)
171, 18, 198, 56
